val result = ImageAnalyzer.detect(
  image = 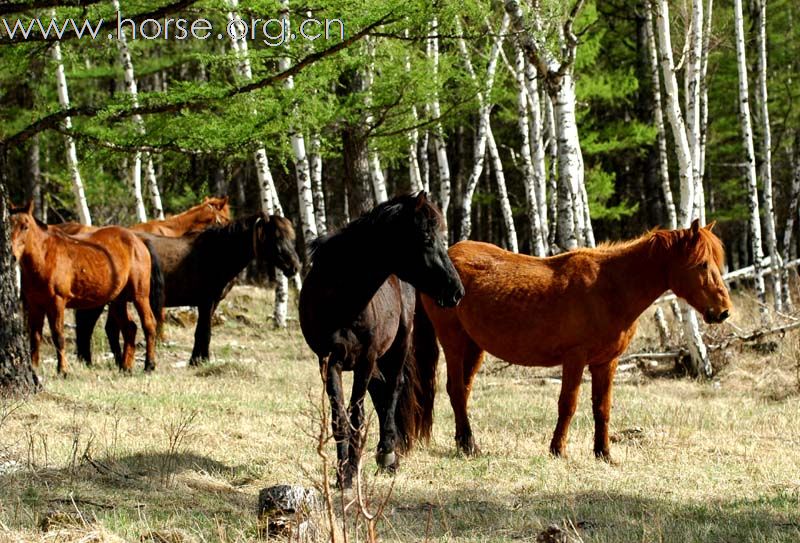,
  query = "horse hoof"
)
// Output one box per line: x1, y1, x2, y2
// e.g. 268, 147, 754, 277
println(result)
549, 445, 567, 458
376, 450, 396, 469
595, 450, 617, 465
144, 364, 156, 373
456, 437, 480, 457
